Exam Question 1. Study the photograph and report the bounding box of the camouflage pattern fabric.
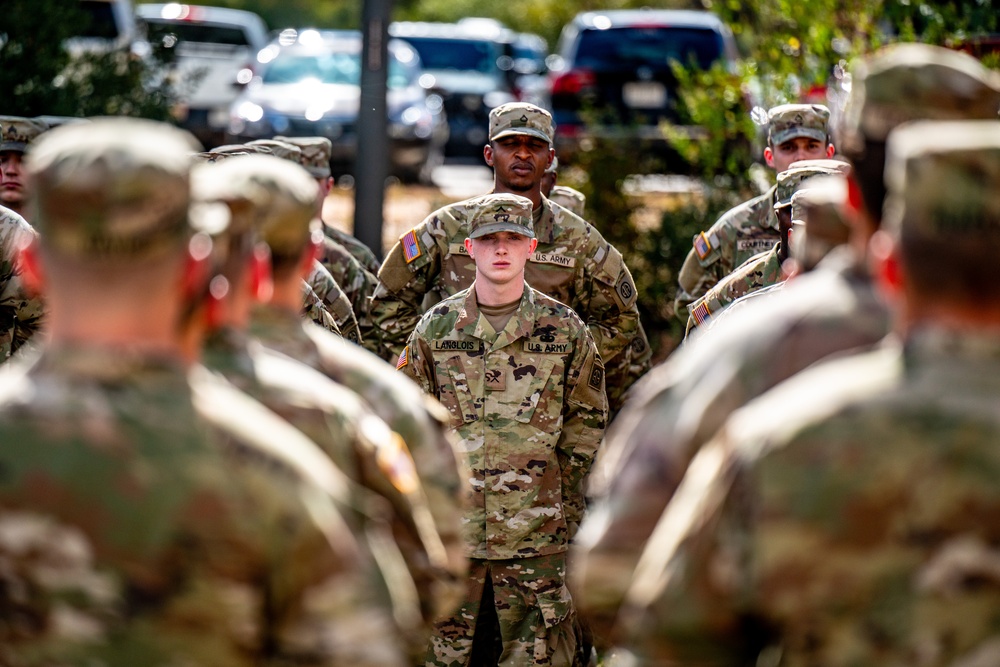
[399,282,607,560]
[316,237,375,346]
[306,259,360,343]
[685,243,783,336]
[427,554,578,667]
[572,248,890,641]
[614,327,1000,666]
[325,223,382,275]
[0,206,44,360]
[372,196,645,415]
[548,185,586,218]
[674,186,779,318]
[248,300,468,623]
[766,103,830,145]
[301,281,344,336]
[202,324,445,654]
[0,345,407,666]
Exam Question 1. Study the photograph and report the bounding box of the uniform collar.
[456,282,536,348]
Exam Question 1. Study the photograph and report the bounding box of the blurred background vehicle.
[389,20,516,160]
[226,28,448,184]
[66,0,148,58]
[137,3,269,147]
[546,9,741,169]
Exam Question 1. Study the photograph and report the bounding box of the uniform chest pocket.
[511,358,564,432]
[433,354,480,426]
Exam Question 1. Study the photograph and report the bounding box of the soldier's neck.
[492,183,542,210]
[474,274,525,306]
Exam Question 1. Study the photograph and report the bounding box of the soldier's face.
[0,151,24,206]
[765,137,834,173]
[485,135,554,194]
[466,231,538,287]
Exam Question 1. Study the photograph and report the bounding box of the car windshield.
[145,20,251,47]
[399,37,498,74]
[575,26,722,71]
[263,51,412,89]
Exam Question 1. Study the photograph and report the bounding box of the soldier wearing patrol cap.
[540,156,587,218]
[611,118,1000,667]
[0,116,48,220]
[400,192,607,666]
[373,101,649,417]
[674,103,836,317]
[3,116,410,665]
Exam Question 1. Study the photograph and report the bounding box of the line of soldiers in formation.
[0,38,999,666]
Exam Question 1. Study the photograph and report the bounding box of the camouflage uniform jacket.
[316,238,376,345]
[615,326,1000,666]
[0,206,44,360]
[248,302,468,620]
[301,281,343,336]
[325,223,382,275]
[572,248,890,640]
[685,243,783,336]
[399,282,607,560]
[305,259,360,343]
[373,196,644,414]
[0,344,407,665]
[674,186,779,317]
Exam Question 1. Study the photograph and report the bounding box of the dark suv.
[547,9,740,166]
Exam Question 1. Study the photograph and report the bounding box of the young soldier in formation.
[372,102,648,416]
[399,193,607,666]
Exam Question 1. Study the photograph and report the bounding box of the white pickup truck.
[137,3,268,147]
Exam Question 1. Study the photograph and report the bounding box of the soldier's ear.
[763,146,775,168]
[483,144,495,168]
[529,238,538,254]
[464,237,475,259]
[15,237,43,297]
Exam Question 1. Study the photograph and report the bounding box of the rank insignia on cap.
[401,229,421,263]
[396,345,409,370]
[694,231,716,259]
[690,300,713,326]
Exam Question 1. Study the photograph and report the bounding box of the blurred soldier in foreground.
[571,43,1000,645]
[0,117,406,664]
[400,193,607,666]
[373,102,648,416]
[674,103,835,316]
[194,154,462,655]
[613,118,1000,666]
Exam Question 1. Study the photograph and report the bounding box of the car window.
[400,38,498,74]
[262,51,412,89]
[78,0,120,39]
[145,20,251,47]
[574,26,722,71]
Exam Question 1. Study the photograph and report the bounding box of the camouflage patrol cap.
[549,184,586,218]
[882,120,1000,242]
[274,135,332,178]
[489,103,554,144]
[789,177,851,270]
[0,116,49,153]
[840,44,1000,158]
[190,160,267,238]
[467,193,534,239]
[211,143,262,156]
[245,138,303,164]
[774,159,851,209]
[26,117,201,259]
[767,104,831,146]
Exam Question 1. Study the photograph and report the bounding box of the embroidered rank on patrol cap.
[401,229,422,263]
[396,345,409,369]
[694,231,716,260]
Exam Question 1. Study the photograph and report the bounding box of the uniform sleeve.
[560,322,608,528]
[370,218,443,362]
[319,239,377,345]
[396,329,438,402]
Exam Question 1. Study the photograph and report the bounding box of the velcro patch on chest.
[431,339,483,353]
[530,251,576,268]
[484,367,506,391]
[524,338,573,354]
[736,238,777,254]
[448,243,470,257]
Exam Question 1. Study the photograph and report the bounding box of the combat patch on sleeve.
[588,364,604,392]
[614,271,637,309]
[401,229,422,263]
[570,354,607,412]
[395,345,409,370]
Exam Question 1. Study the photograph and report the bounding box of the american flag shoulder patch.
[694,231,714,260]
[691,300,712,326]
[401,229,422,263]
[396,345,409,370]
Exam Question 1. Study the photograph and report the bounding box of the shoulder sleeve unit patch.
[401,229,422,264]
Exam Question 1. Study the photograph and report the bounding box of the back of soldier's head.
[789,177,852,271]
[840,44,1000,224]
[883,120,1000,306]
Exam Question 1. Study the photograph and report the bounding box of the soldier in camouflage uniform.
[612,118,1000,667]
[194,154,462,655]
[1,116,408,665]
[684,159,850,334]
[0,116,48,220]
[674,104,835,317]
[399,193,607,666]
[570,43,1000,646]
[275,134,383,274]
[541,156,587,218]
[373,102,648,416]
